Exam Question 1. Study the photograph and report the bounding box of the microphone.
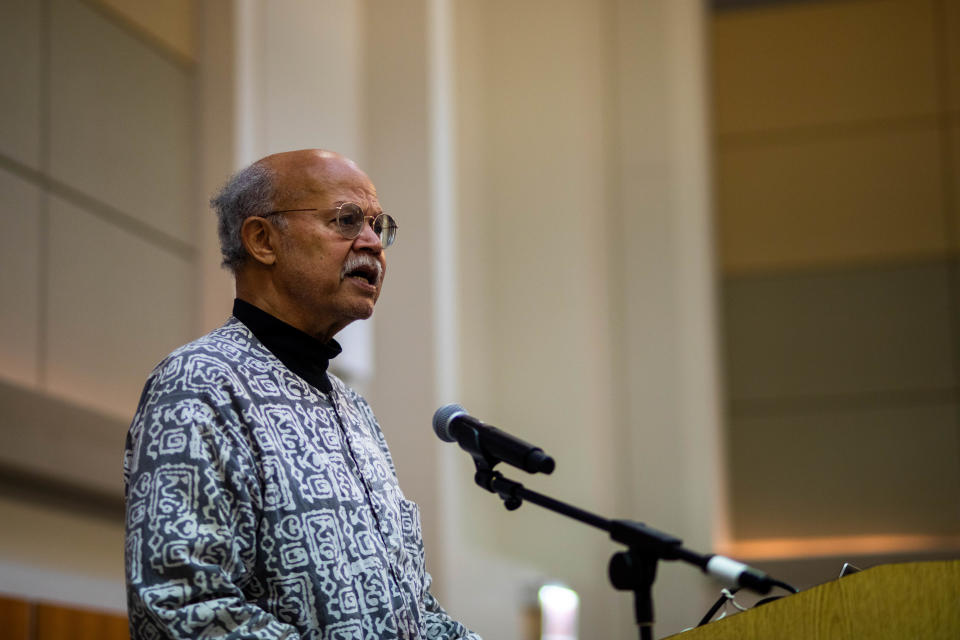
[433,404,555,474]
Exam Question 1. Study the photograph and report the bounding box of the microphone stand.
[468,456,771,640]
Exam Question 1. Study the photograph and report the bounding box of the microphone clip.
[455,419,533,510]
[458,423,501,477]
[466,435,525,510]
[473,465,525,511]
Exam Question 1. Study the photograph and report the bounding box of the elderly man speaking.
[123,150,479,639]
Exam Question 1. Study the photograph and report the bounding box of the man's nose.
[353,217,383,251]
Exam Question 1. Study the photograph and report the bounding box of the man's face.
[269,153,387,339]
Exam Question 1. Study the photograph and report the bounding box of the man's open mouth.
[342,256,381,286]
[346,266,377,285]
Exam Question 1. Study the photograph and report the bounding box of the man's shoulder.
[145,317,268,391]
[160,317,251,362]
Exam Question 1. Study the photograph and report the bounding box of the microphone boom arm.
[468,458,782,640]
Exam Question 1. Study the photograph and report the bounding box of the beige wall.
[0,0,196,422]
[0,0,198,612]
[449,1,722,636]
[202,1,724,637]
[94,0,195,64]
[0,1,723,638]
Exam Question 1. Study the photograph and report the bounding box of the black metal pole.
[470,465,778,639]
[474,468,677,638]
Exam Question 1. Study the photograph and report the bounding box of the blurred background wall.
[0,0,957,639]
[0,0,196,612]
[713,0,960,579]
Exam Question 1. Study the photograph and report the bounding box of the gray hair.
[210,162,286,272]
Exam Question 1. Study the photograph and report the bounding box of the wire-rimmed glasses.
[265,202,398,248]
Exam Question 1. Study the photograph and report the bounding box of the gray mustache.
[341,253,383,283]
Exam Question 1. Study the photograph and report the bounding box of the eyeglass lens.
[337,203,397,247]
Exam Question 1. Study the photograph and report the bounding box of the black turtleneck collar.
[232,298,341,393]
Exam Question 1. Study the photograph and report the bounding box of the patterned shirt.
[123,317,479,639]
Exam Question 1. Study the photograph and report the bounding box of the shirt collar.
[232,298,341,392]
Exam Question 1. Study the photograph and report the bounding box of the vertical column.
[362,0,448,595]
[197,0,238,331]
[198,0,451,600]
[612,0,723,634]
[203,0,372,379]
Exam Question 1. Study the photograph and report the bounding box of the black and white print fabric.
[124,318,479,639]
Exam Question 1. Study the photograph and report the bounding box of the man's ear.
[241,216,280,266]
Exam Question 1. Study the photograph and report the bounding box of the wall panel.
[0,169,42,388]
[0,596,31,640]
[449,0,635,635]
[0,0,42,169]
[93,0,196,63]
[451,0,722,635]
[261,1,362,158]
[718,125,945,272]
[466,0,615,556]
[48,0,194,245]
[0,0,197,617]
[713,0,960,554]
[0,379,128,498]
[952,122,960,250]
[713,0,938,136]
[723,262,956,402]
[45,196,193,420]
[729,401,960,538]
[944,0,960,113]
[0,494,125,605]
[35,602,129,640]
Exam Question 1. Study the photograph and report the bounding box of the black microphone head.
[433,403,467,443]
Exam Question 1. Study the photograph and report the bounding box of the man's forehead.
[260,149,376,199]
[263,149,351,179]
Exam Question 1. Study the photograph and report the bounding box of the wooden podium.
[665,560,960,639]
